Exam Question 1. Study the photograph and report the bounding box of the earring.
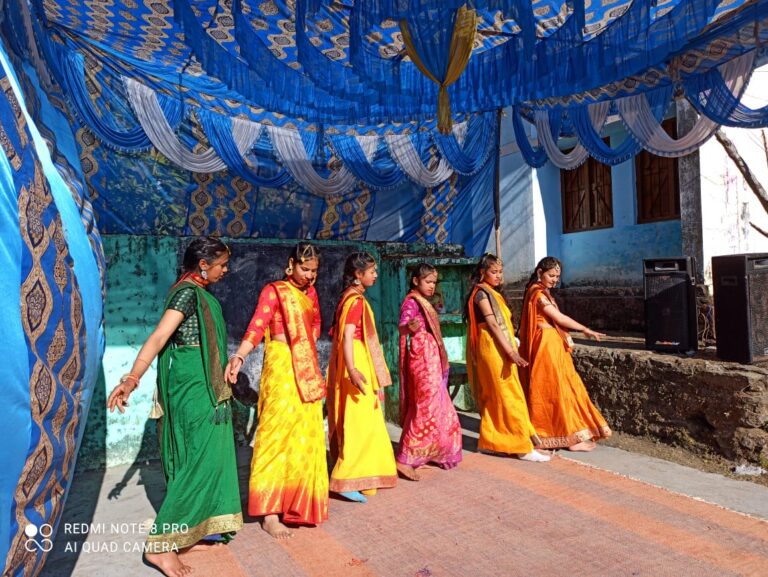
[201,269,209,280]
[285,266,293,276]
[353,279,361,286]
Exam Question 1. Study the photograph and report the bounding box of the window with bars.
[635,118,681,223]
[560,157,613,233]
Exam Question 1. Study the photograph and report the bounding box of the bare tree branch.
[750,221,768,238]
[714,128,768,215]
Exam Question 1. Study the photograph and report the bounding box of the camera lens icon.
[24,523,54,552]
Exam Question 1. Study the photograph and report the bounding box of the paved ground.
[41,414,768,577]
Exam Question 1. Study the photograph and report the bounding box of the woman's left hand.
[107,382,136,414]
[506,349,529,367]
[225,357,243,384]
[583,328,606,341]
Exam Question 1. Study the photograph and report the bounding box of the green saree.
[146,280,243,553]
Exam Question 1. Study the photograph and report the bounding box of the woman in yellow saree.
[226,242,328,539]
[327,252,397,503]
[465,254,549,462]
[519,257,611,451]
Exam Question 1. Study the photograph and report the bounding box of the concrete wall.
[78,236,179,470]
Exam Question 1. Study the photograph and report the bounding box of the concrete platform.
[41,415,768,577]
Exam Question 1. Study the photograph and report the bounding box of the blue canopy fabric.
[27,0,766,127]
[0,38,104,577]
[20,0,763,185]
[3,3,768,576]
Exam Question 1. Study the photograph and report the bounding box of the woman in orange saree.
[396,264,462,480]
[465,254,549,462]
[519,257,611,451]
[327,252,397,503]
[226,242,328,539]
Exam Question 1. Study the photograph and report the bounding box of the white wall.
[485,108,541,284]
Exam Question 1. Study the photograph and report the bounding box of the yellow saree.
[248,281,328,525]
[327,289,397,492]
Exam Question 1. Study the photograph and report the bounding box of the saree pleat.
[520,285,611,449]
[248,340,328,524]
[467,285,538,455]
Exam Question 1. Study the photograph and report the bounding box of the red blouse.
[244,283,321,346]
[345,298,364,341]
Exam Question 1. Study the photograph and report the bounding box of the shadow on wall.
[40,375,169,577]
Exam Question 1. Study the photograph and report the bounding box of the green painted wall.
[78,236,473,470]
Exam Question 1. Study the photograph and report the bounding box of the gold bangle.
[228,353,245,364]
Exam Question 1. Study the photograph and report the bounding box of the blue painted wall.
[536,131,683,286]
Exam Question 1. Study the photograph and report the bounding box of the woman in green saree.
[107,237,242,577]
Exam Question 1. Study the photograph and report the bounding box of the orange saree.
[466,284,539,454]
[519,283,611,449]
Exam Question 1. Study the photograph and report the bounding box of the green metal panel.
[377,248,478,420]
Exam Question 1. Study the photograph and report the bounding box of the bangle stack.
[229,353,246,364]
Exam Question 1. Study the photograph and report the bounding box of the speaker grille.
[748,273,768,359]
[645,273,692,349]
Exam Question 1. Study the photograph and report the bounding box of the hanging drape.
[434,114,495,176]
[686,51,768,128]
[267,125,375,196]
[49,44,183,152]
[124,78,262,172]
[197,109,297,188]
[329,135,407,190]
[616,52,752,157]
[385,132,455,187]
[119,77,495,193]
[400,5,478,134]
[512,48,758,168]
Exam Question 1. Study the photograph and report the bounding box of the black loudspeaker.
[643,257,698,353]
[712,253,768,364]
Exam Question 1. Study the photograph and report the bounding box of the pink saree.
[396,293,462,469]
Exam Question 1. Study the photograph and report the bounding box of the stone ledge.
[573,343,768,464]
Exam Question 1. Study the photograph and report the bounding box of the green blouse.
[167,287,201,346]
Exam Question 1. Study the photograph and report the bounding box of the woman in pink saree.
[396,263,462,480]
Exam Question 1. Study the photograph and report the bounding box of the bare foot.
[397,462,421,481]
[262,514,293,540]
[567,441,597,452]
[144,551,192,577]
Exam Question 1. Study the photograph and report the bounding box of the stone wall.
[574,344,768,464]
